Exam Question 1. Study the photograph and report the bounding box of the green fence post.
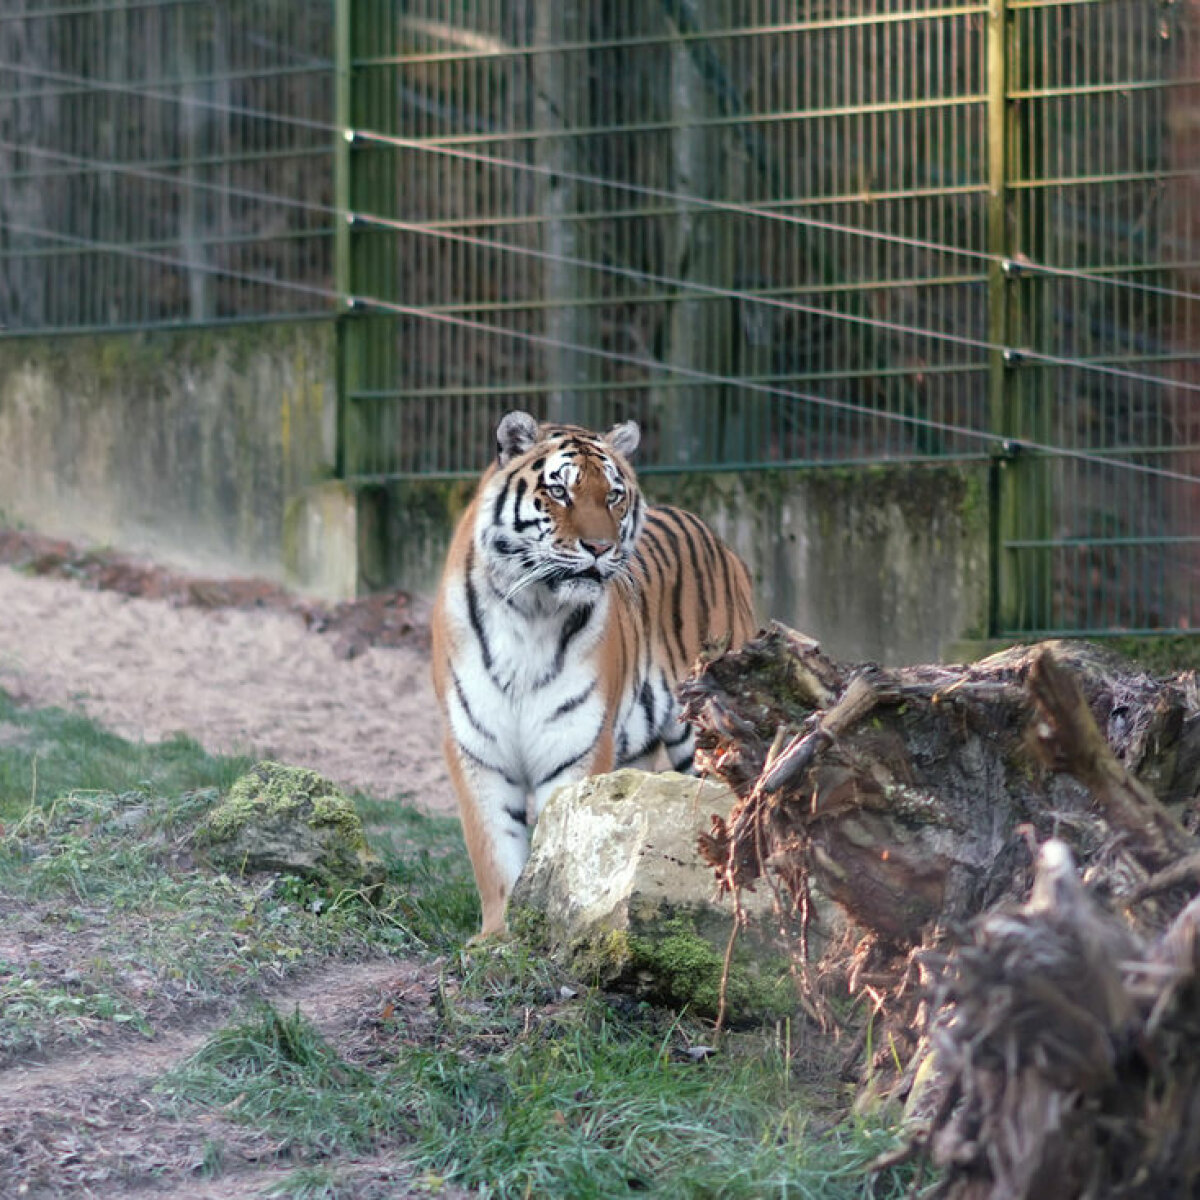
[1000,0,1056,635]
[336,0,398,483]
[990,0,1054,636]
[334,0,353,480]
[986,0,1012,637]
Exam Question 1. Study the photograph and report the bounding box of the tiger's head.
[478,410,644,604]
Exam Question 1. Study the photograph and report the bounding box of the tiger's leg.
[444,737,530,937]
[529,726,615,822]
[659,709,696,775]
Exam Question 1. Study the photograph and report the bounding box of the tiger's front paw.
[467,925,512,947]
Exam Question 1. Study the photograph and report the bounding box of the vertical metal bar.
[361,1,397,479]
[334,0,353,479]
[534,3,599,426]
[986,0,1012,636]
[364,0,380,480]
[1029,3,1054,634]
[334,0,352,305]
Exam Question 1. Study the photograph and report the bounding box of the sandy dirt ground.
[0,563,456,815]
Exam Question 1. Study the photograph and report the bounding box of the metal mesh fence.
[0,0,1196,635]
[995,0,1200,635]
[0,0,335,332]
[338,0,1197,635]
[343,0,999,477]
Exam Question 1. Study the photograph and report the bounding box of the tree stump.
[680,625,1200,1195]
[684,626,1200,949]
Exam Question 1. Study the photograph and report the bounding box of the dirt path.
[0,565,455,815]
[0,958,446,1199]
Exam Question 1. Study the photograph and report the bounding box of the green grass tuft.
[161,1004,408,1156]
[392,1004,903,1199]
[0,782,471,1061]
[264,1166,353,1199]
[0,689,253,823]
[0,691,917,1198]
[0,698,479,1061]
[166,983,912,1200]
[380,840,480,948]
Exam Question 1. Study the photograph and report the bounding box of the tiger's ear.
[496,411,539,465]
[606,420,640,459]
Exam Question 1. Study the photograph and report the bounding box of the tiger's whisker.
[503,562,558,601]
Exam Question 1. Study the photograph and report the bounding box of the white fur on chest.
[444,568,610,793]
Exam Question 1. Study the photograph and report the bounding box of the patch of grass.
[164,1004,404,1154]
[354,793,481,947]
[380,839,480,949]
[164,986,909,1200]
[0,688,253,823]
[355,793,463,855]
[0,974,152,1039]
[0,781,475,1061]
[0,699,478,1061]
[264,1166,351,1199]
[0,693,914,1197]
[400,1028,896,1198]
[1105,634,1200,675]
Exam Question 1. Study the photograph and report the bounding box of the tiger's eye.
[547,483,569,504]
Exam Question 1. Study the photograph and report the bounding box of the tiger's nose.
[580,537,614,559]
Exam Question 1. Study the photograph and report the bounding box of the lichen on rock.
[198,760,384,894]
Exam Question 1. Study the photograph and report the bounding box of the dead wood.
[1126,850,1200,903]
[682,626,1200,1124]
[685,629,1200,937]
[914,840,1200,1199]
[1027,647,1195,870]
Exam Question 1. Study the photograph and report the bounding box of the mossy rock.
[198,761,384,895]
[508,769,801,1023]
[557,912,796,1023]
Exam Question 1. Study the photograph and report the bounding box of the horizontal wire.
[348,136,1200,306]
[0,0,205,23]
[4,57,1199,306]
[5,137,1199,397]
[0,140,327,221]
[377,4,993,65]
[5,214,1198,489]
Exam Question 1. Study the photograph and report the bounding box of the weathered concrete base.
[0,322,994,648]
[646,466,991,666]
[358,478,477,597]
[282,480,360,602]
[371,463,992,665]
[0,322,345,593]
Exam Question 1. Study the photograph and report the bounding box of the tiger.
[431,410,757,936]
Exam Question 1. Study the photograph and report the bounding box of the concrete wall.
[647,467,991,665]
[0,322,353,596]
[0,324,991,661]
[371,463,992,666]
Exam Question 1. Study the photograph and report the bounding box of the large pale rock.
[509,770,795,1020]
[197,761,384,894]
